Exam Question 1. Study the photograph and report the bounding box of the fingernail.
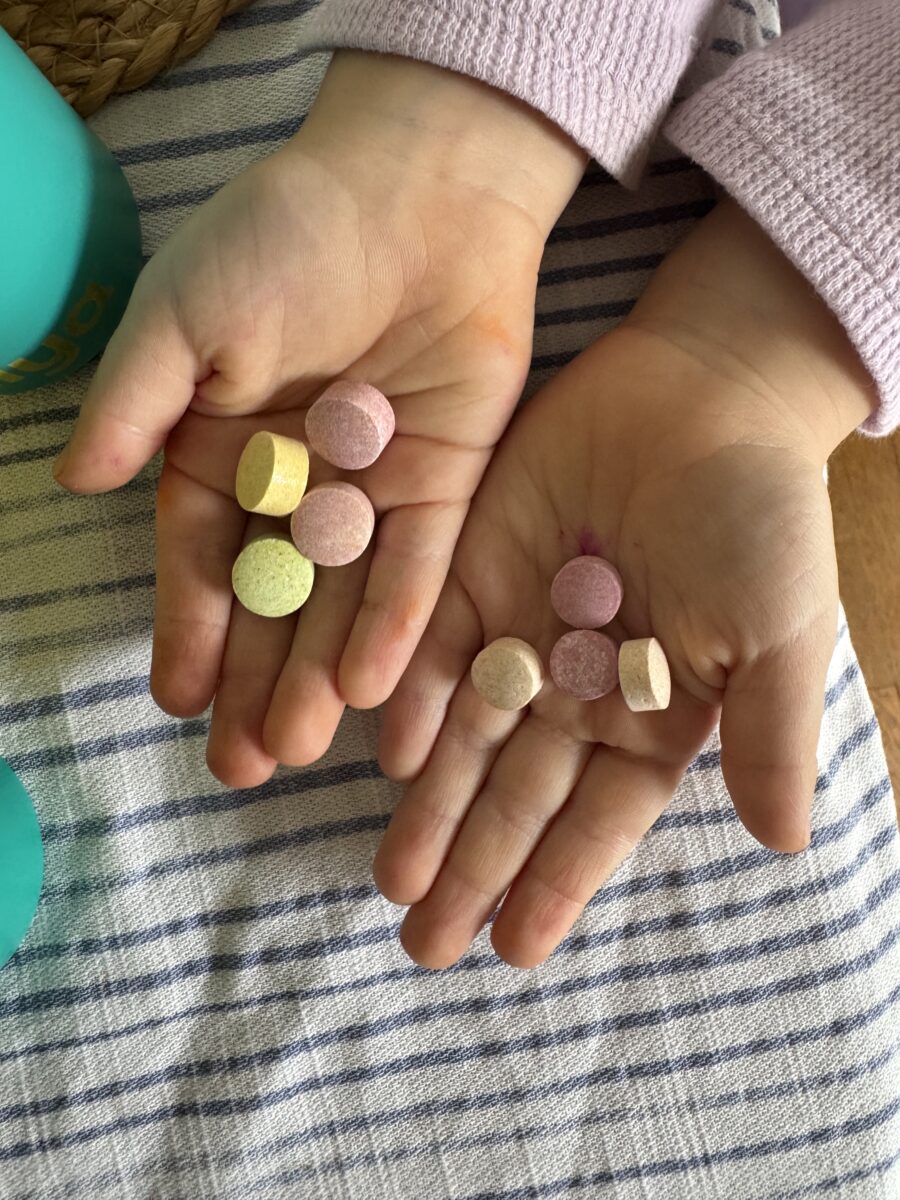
[52,444,70,481]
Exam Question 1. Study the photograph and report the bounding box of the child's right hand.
[52,51,585,785]
[375,200,876,970]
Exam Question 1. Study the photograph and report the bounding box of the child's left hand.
[375,200,876,970]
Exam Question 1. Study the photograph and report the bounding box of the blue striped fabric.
[1,0,898,1196]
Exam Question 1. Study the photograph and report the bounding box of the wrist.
[626,199,877,463]
[295,51,587,239]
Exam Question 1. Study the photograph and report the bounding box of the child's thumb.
[718,620,834,855]
[53,292,197,494]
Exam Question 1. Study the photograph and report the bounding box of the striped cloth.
[2,1,899,1196]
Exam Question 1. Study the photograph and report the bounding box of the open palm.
[376,318,843,970]
[53,55,583,786]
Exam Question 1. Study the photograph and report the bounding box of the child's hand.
[52,52,585,785]
[376,200,876,970]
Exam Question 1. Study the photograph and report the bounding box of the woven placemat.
[1,0,253,117]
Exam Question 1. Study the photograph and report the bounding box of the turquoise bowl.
[0,29,143,395]
[0,758,43,969]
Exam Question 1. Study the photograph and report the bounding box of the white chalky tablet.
[305,381,395,470]
[290,481,375,566]
[471,637,544,711]
[618,637,671,711]
[235,431,309,516]
[232,534,315,617]
[550,555,623,628]
[549,630,619,701]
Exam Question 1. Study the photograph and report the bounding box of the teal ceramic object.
[0,29,143,395]
[0,759,43,969]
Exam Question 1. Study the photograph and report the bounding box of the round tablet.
[305,381,395,470]
[549,630,619,701]
[550,556,623,629]
[232,534,315,617]
[0,759,43,970]
[619,637,671,711]
[235,431,309,516]
[290,481,375,566]
[471,637,544,711]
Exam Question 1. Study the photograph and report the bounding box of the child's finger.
[150,463,246,718]
[719,620,833,854]
[206,518,295,789]
[53,282,197,494]
[262,552,370,767]
[399,714,591,970]
[490,747,681,969]
[337,501,468,709]
[372,676,521,907]
[378,572,482,782]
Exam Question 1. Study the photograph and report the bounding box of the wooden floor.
[828,431,900,820]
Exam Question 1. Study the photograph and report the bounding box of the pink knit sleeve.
[298,0,718,187]
[665,1,900,435]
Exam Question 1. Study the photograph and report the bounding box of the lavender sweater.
[299,0,899,435]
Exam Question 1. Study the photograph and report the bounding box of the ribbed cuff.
[299,0,715,188]
[666,86,899,436]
